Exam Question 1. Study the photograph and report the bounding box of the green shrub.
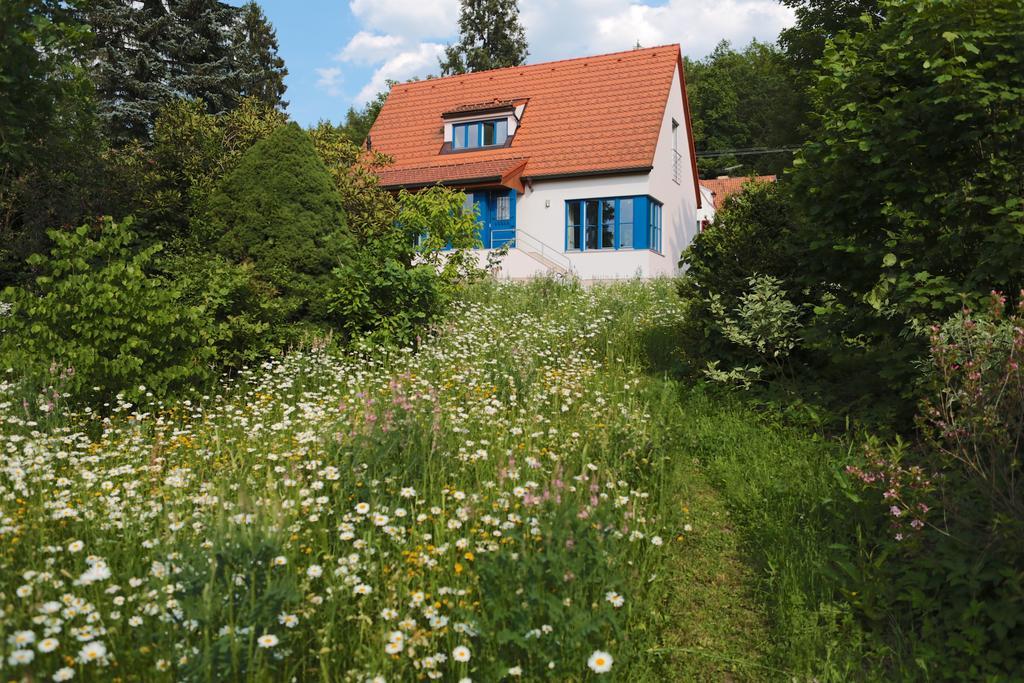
[703,274,802,389]
[678,180,799,368]
[325,186,483,345]
[0,217,213,407]
[108,97,288,244]
[202,122,351,322]
[679,179,795,311]
[328,258,443,345]
[159,252,295,368]
[788,0,1024,408]
[848,295,1024,679]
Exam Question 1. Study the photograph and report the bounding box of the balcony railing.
[672,149,683,185]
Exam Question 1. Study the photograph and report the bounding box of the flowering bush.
[0,281,688,681]
[845,292,1024,680]
[921,292,1024,536]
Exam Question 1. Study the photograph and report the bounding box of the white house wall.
[513,173,655,280]
[648,62,700,276]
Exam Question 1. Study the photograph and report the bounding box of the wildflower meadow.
[0,280,697,682]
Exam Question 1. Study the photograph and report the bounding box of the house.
[366,45,703,280]
[697,185,717,230]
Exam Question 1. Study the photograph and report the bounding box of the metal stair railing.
[515,228,575,274]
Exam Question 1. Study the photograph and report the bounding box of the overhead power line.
[696,147,800,158]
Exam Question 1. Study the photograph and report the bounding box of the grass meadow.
[0,279,871,682]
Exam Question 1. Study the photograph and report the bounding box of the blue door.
[485,189,516,248]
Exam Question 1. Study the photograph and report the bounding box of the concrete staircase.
[514,229,574,277]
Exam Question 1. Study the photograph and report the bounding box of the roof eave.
[380,175,503,191]
[524,166,653,182]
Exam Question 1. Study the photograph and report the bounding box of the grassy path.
[654,459,773,681]
[625,386,775,682]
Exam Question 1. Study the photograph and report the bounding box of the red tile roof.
[702,175,777,209]
[368,45,693,190]
[377,158,529,189]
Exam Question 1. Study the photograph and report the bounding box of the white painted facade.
[475,63,701,281]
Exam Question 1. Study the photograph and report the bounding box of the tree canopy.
[684,40,806,177]
[439,0,528,75]
[76,0,287,144]
[231,1,289,110]
[779,0,882,71]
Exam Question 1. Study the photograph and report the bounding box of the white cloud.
[348,0,459,41]
[315,67,344,97]
[330,0,795,106]
[522,0,795,63]
[337,31,406,65]
[354,42,447,105]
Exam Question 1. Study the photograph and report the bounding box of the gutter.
[524,166,653,182]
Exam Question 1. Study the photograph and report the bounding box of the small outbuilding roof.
[701,175,777,209]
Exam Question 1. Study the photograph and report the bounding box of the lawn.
[0,279,854,682]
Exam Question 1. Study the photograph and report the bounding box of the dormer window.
[442,100,525,154]
[452,119,509,150]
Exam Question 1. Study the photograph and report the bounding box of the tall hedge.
[788,0,1024,396]
[204,122,350,320]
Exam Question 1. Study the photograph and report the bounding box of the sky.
[246,0,796,127]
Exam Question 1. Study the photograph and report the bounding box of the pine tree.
[77,0,285,143]
[204,123,350,320]
[231,1,288,110]
[439,0,528,76]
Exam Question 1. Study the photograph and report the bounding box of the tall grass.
[2,278,913,681]
[0,278,698,682]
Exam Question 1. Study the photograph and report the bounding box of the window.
[619,198,634,248]
[649,201,662,253]
[482,119,508,146]
[452,119,508,150]
[565,197,643,251]
[584,200,600,250]
[567,202,582,250]
[496,195,510,221]
[461,192,476,217]
[601,200,615,249]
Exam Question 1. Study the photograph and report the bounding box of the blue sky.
[247,0,796,127]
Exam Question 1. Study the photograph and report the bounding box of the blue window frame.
[649,200,663,253]
[452,119,509,150]
[564,195,659,252]
[619,198,634,248]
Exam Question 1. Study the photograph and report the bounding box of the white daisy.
[588,650,613,673]
[38,637,60,653]
[77,640,107,663]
